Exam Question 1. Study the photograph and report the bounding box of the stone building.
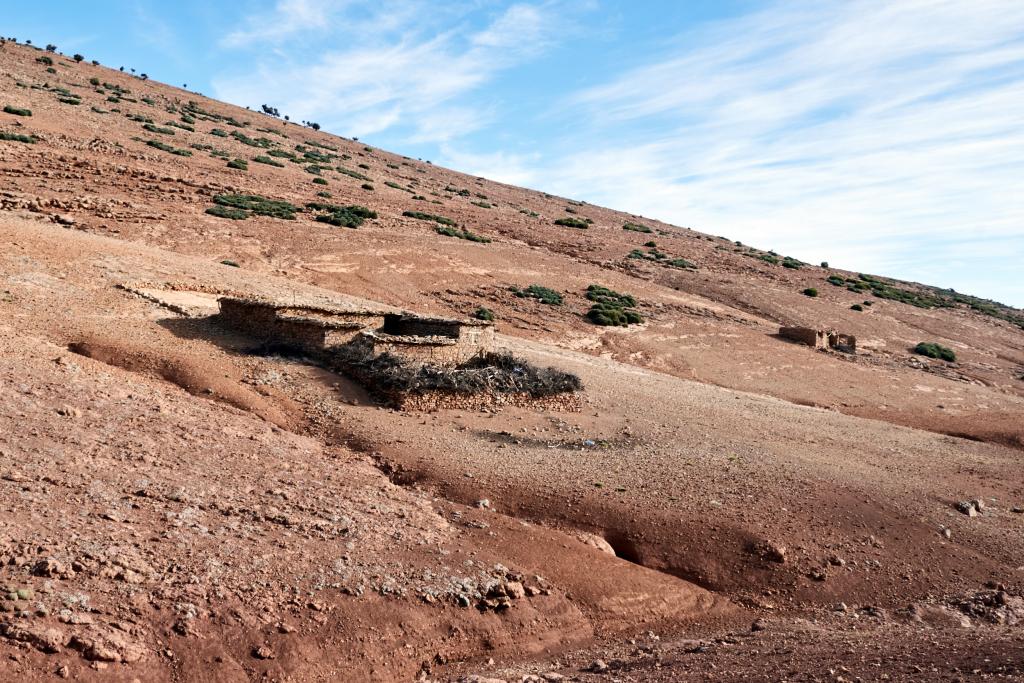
[217,297,494,364]
[779,326,856,353]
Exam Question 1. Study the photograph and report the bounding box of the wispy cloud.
[220,0,341,48]
[213,1,580,142]
[511,0,1024,304]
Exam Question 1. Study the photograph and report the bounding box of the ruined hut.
[351,313,496,366]
[779,326,856,353]
[218,297,387,353]
[217,297,494,363]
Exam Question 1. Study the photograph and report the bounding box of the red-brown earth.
[1,41,1023,681]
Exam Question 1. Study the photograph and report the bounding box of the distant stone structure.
[779,326,856,353]
[217,297,494,365]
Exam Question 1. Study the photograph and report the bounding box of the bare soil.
[1,41,1023,681]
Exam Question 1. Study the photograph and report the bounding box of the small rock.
[750,618,768,632]
[588,659,609,673]
[1011,506,1023,514]
[956,500,979,517]
[941,527,952,539]
[476,499,491,509]
[252,645,275,660]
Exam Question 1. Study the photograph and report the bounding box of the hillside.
[1,40,1023,682]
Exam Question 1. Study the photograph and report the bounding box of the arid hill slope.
[1,41,1023,682]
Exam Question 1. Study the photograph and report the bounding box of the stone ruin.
[216,296,580,411]
[217,297,495,365]
[779,326,857,353]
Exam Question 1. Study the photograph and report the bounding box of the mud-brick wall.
[371,338,468,365]
[272,319,329,351]
[460,325,495,353]
[779,327,823,348]
[219,300,281,341]
[323,326,368,348]
[382,315,461,339]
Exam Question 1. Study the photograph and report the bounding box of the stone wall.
[779,326,825,348]
[382,314,461,339]
[779,326,857,353]
[388,390,582,413]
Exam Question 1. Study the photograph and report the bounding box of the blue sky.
[9,0,1024,306]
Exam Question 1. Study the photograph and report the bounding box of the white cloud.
[534,0,1024,305]
[213,1,574,142]
[221,0,339,48]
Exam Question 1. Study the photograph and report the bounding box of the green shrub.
[585,284,643,326]
[628,247,696,270]
[827,275,846,286]
[782,257,803,269]
[37,56,54,66]
[220,259,241,267]
[403,210,456,226]
[306,202,377,228]
[143,123,175,135]
[385,180,404,189]
[226,158,248,170]
[474,307,496,322]
[316,191,332,198]
[231,131,273,148]
[623,222,653,233]
[206,205,248,220]
[510,284,562,305]
[436,226,491,243]
[145,139,192,156]
[913,342,956,362]
[3,105,31,116]
[337,167,371,181]
[802,288,818,297]
[821,261,829,268]
[0,132,36,144]
[312,177,328,185]
[57,96,82,105]
[210,128,228,137]
[759,254,779,265]
[643,240,657,248]
[472,200,492,209]
[212,194,297,220]
[253,155,284,167]
[361,183,374,191]
[164,120,194,132]
[554,217,590,229]
[850,304,864,311]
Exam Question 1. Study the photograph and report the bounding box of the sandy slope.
[1,41,1023,681]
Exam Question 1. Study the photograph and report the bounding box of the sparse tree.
[140,73,148,80]
[120,66,124,72]
[284,115,289,121]
[45,44,56,52]
[311,122,321,131]
[73,54,84,63]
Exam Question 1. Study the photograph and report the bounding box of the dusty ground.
[1,41,1024,681]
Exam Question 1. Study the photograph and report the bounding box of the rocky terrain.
[1,40,1023,681]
